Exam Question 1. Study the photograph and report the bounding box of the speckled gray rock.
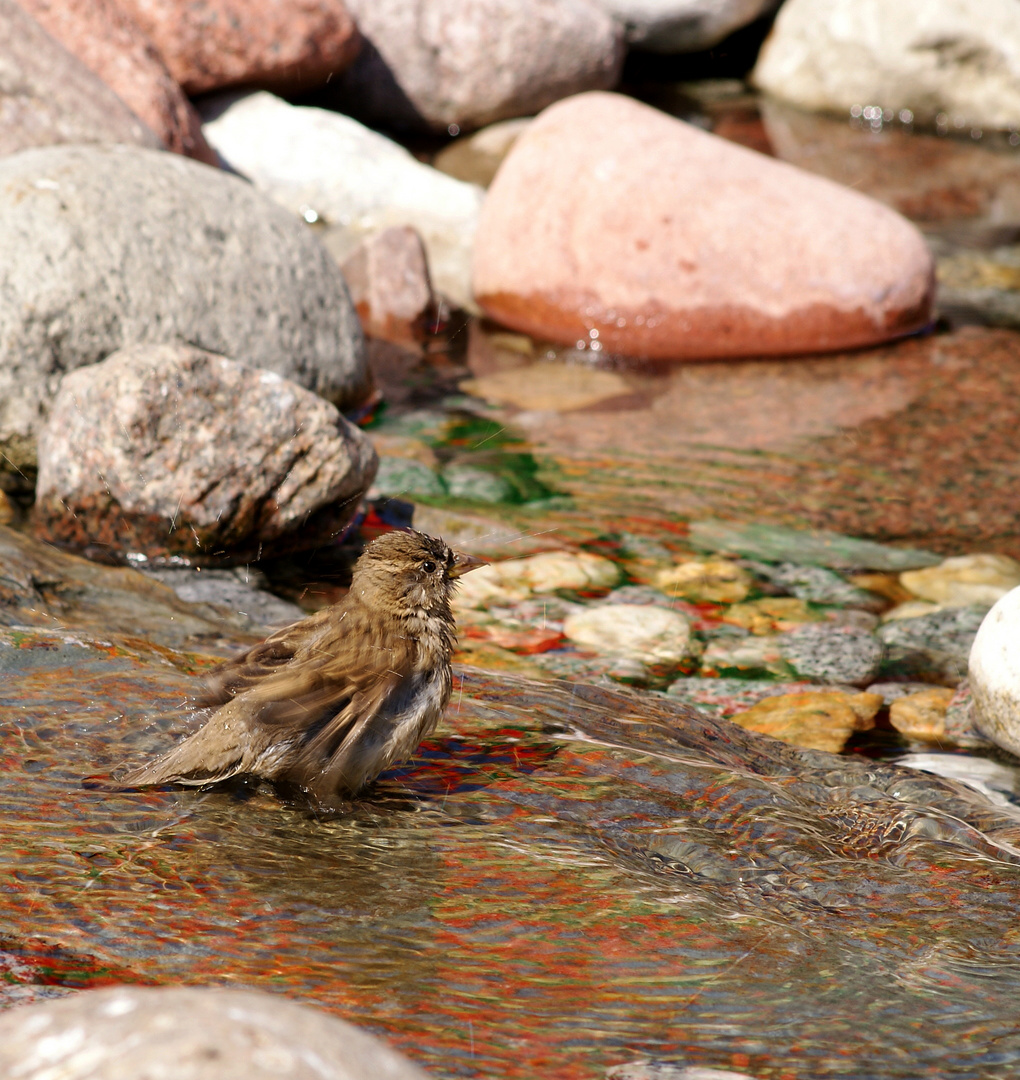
[778,622,884,687]
[608,1063,755,1080]
[34,344,378,563]
[878,605,988,685]
[0,0,160,157]
[592,0,778,52]
[748,561,884,609]
[0,985,431,1080]
[0,143,367,481]
[320,0,624,133]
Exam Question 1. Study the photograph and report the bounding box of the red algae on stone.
[473,91,935,360]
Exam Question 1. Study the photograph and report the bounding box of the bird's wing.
[125,600,418,793]
[198,604,339,704]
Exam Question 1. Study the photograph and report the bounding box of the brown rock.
[116,0,361,95]
[341,226,434,346]
[34,344,378,564]
[473,92,934,361]
[889,687,956,742]
[17,0,216,163]
[0,490,13,525]
[0,0,160,156]
[0,986,430,1080]
[731,690,882,753]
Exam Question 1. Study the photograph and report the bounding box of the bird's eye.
[421,560,436,574]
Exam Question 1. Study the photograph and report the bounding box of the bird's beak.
[449,550,487,578]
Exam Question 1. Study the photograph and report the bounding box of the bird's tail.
[118,704,252,788]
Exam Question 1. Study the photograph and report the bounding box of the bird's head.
[351,530,485,617]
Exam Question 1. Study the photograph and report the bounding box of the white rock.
[969,585,1020,757]
[454,550,620,608]
[202,92,484,309]
[901,553,1020,608]
[593,0,778,52]
[564,604,691,664]
[753,0,1020,131]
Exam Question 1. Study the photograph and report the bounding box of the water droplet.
[898,109,913,124]
[448,124,460,137]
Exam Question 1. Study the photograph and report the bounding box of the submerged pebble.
[563,603,692,667]
[654,559,752,604]
[729,690,883,754]
[900,553,1020,608]
[779,622,885,687]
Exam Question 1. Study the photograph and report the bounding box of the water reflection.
[6,629,1020,1077]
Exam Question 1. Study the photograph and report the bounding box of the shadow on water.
[6,625,1020,1078]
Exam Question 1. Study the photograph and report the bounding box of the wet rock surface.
[33,344,377,564]
[970,586,1020,757]
[4,600,1020,1078]
[0,986,430,1080]
[0,0,160,157]
[474,91,934,360]
[0,143,367,482]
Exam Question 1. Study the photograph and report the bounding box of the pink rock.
[341,226,434,346]
[0,0,160,156]
[116,0,361,96]
[473,92,935,361]
[17,0,216,163]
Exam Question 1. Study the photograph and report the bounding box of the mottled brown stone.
[116,0,361,95]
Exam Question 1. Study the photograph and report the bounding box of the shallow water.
[6,625,1020,1078]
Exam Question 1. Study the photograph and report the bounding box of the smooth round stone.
[901,554,1020,608]
[0,985,429,1080]
[563,603,692,665]
[970,586,1020,757]
[455,550,620,607]
[753,0,1020,131]
[318,0,624,133]
[473,91,933,361]
[778,622,884,687]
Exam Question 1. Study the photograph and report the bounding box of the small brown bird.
[123,531,484,804]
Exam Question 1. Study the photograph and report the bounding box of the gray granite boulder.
[320,0,624,133]
[0,985,430,1080]
[778,622,885,687]
[0,143,367,486]
[0,0,160,157]
[34,344,377,564]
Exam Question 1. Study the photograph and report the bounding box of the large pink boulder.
[116,0,361,95]
[473,92,934,360]
[17,0,216,163]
